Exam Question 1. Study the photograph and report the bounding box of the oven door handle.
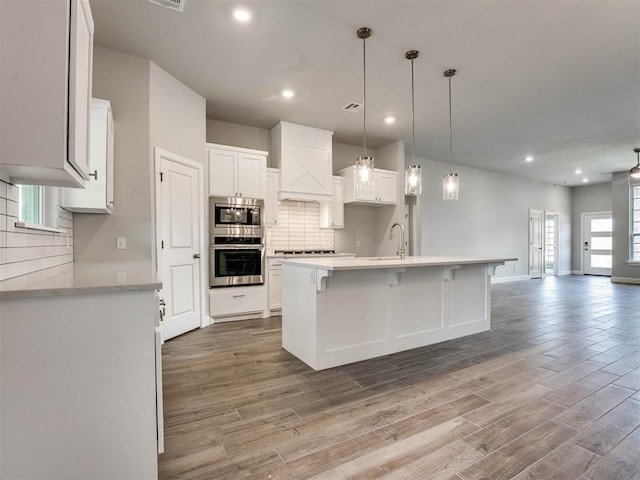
[210,245,265,250]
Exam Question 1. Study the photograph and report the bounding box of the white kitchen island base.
[282,256,515,370]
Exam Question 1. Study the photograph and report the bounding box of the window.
[632,185,640,262]
[17,185,60,229]
[18,185,44,224]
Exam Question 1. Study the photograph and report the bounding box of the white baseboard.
[201,315,211,328]
[559,270,573,276]
[571,270,583,275]
[491,275,530,284]
[611,277,640,285]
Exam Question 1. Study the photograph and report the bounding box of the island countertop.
[280,255,517,271]
[0,261,162,299]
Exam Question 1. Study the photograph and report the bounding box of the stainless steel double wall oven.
[209,197,265,288]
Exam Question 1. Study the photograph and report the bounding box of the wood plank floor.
[159,276,640,480]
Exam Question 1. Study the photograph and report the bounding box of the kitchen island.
[281,255,516,370]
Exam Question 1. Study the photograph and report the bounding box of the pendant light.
[443,68,459,201]
[630,148,640,184]
[355,27,374,192]
[404,50,422,196]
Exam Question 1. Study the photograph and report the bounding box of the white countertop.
[280,255,518,271]
[267,252,355,259]
[0,261,162,299]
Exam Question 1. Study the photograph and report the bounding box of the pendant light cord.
[448,74,453,174]
[362,34,367,155]
[411,58,415,162]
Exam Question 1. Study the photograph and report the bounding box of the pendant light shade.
[404,50,422,196]
[630,148,640,185]
[443,68,459,201]
[355,27,374,192]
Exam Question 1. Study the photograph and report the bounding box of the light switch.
[116,237,126,250]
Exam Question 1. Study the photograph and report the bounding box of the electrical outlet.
[356,240,362,248]
[116,237,126,250]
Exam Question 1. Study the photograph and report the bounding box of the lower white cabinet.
[209,285,265,321]
[320,176,344,228]
[0,289,160,479]
[268,258,283,310]
[61,98,114,213]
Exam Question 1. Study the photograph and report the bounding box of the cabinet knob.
[89,170,98,180]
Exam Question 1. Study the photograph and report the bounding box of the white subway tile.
[0,198,6,215]
[26,246,43,260]
[6,247,27,263]
[0,214,6,232]
[6,184,19,202]
[7,232,26,247]
[26,234,42,247]
[0,181,7,199]
[6,199,19,218]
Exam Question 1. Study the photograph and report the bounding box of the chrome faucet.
[389,222,406,259]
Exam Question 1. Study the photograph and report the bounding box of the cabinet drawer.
[210,286,265,317]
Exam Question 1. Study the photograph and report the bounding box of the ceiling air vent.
[148,0,185,13]
[342,102,363,113]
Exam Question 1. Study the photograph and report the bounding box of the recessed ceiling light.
[281,89,294,99]
[384,116,396,125]
[582,177,589,183]
[232,7,252,23]
[575,168,582,174]
[525,155,534,162]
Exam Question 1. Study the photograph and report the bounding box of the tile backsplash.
[0,181,74,282]
[266,200,335,252]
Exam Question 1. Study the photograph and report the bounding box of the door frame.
[544,211,560,277]
[529,208,544,279]
[580,210,613,276]
[154,147,208,339]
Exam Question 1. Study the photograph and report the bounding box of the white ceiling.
[90,0,640,186]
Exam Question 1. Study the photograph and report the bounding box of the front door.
[157,150,202,340]
[529,209,543,279]
[583,212,613,276]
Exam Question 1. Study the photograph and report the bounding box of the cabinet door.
[355,170,377,202]
[105,107,115,210]
[208,149,237,197]
[376,171,397,204]
[265,169,279,225]
[331,177,344,228]
[268,267,283,310]
[237,153,266,199]
[68,0,94,180]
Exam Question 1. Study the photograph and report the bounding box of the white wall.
[571,182,612,273]
[206,119,270,158]
[74,47,151,262]
[612,172,640,283]
[74,49,206,264]
[413,157,572,279]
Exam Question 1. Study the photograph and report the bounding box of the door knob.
[193,253,201,259]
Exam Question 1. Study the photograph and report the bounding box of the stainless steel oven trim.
[209,196,265,239]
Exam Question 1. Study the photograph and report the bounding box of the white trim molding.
[611,277,640,285]
[491,275,530,284]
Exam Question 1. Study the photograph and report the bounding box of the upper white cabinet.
[340,166,398,206]
[0,0,94,188]
[265,168,280,225]
[207,143,267,199]
[270,121,333,202]
[320,176,344,229]
[61,99,114,213]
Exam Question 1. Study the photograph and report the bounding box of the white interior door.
[545,212,559,276]
[529,209,543,279]
[583,212,613,276]
[158,153,202,340]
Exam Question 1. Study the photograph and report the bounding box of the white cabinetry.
[340,166,398,206]
[0,288,160,478]
[265,168,280,225]
[209,285,265,322]
[270,121,333,202]
[0,0,94,187]
[267,258,283,311]
[207,143,267,199]
[61,98,114,213]
[320,176,344,228]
